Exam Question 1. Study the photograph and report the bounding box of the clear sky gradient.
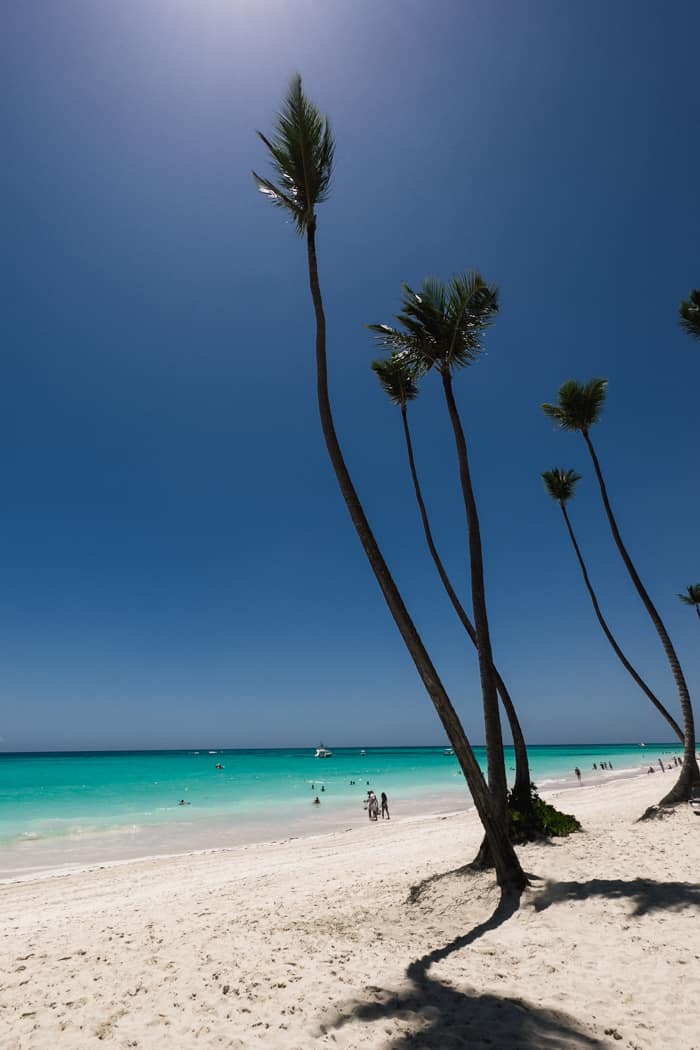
[3,1,699,751]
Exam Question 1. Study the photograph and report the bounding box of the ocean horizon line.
[0,739,687,757]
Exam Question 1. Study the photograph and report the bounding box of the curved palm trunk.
[305,221,526,895]
[400,404,532,803]
[582,431,700,803]
[440,370,508,821]
[559,502,684,742]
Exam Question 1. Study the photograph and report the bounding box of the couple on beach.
[365,790,389,821]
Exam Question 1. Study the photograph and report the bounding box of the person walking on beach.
[366,790,379,821]
[380,792,390,820]
[574,766,582,784]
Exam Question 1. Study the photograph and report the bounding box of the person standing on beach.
[575,767,582,784]
[380,792,390,820]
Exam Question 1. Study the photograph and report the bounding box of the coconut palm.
[677,583,700,621]
[368,275,509,832]
[253,76,526,894]
[372,353,533,810]
[542,468,683,742]
[542,381,700,805]
[679,290,700,341]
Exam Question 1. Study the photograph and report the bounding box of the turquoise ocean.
[0,743,683,879]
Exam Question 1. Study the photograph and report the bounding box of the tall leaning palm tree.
[369,275,509,830]
[542,381,700,805]
[679,290,700,341]
[678,583,700,621]
[542,468,684,743]
[372,353,533,809]
[252,76,526,895]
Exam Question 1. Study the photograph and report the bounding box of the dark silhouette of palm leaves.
[368,273,498,373]
[678,583,700,609]
[371,354,419,407]
[252,74,334,235]
[542,379,607,434]
[679,289,700,341]
[541,467,581,503]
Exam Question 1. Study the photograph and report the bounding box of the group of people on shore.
[648,755,683,773]
[310,780,390,821]
[365,789,389,820]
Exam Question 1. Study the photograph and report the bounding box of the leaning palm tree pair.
[253,76,527,895]
[542,380,700,807]
[371,352,532,814]
[368,276,511,832]
[541,468,683,744]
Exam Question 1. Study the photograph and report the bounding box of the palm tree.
[368,275,509,832]
[542,468,684,743]
[253,76,526,895]
[679,290,700,341]
[372,353,533,809]
[542,381,700,805]
[678,583,700,621]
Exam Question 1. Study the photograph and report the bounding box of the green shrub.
[507,783,581,843]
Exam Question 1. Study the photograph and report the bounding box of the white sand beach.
[1,771,698,1049]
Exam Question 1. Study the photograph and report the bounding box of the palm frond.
[542,378,608,433]
[541,467,582,503]
[252,74,335,235]
[371,354,419,407]
[679,289,700,341]
[368,271,498,376]
[677,583,700,605]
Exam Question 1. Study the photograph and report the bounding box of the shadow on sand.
[321,893,608,1049]
[531,876,700,916]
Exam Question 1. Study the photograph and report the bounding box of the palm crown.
[371,353,419,407]
[679,290,700,341]
[541,467,582,503]
[368,272,498,375]
[678,583,700,606]
[542,378,608,434]
[252,74,334,235]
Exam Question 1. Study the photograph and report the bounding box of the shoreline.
[0,760,681,886]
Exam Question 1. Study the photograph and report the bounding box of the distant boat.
[444,747,454,756]
[315,744,332,758]
[360,749,366,756]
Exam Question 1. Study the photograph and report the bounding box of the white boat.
[444,747,454,756]
[360,749,366,756]
[315,744,332,758]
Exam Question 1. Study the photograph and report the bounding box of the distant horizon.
[0,739,687,756]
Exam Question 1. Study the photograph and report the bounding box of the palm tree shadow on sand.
[532,876,700,915]
[320,893,608,1049]
[320,874,699,1047]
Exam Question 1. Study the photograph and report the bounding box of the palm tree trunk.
[400,405,532,804]
[582,431,700,803]
[440,370,508,822]
[304,221,526,894]
[559,502,684,743]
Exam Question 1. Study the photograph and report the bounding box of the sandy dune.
[1,772,699,1049]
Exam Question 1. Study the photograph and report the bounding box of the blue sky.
[2,0,699,751]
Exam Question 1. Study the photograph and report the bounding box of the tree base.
[469,785,582,870]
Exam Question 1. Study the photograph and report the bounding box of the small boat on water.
[360,749,366,756]
[315,744,332,758]
[444,747,454,756]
